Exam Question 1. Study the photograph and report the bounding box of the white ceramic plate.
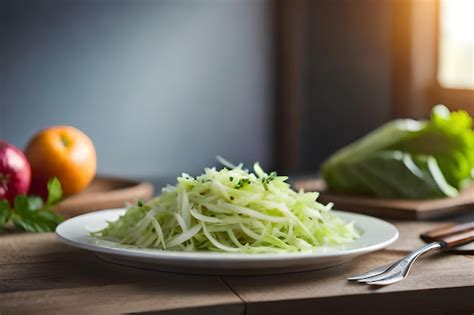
[56,209,398,275]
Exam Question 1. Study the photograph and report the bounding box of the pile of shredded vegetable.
[92,158,359,253]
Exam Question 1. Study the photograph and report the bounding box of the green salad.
[92,158,359,253]
[322,105,474,199]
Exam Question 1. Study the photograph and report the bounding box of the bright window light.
[438,0,474,90]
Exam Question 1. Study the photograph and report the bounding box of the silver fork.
[347,222,474,286]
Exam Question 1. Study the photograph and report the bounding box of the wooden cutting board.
[293,177,474,220]
[54,177,154,218]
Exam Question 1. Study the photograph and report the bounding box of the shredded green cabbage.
[92,159,359,253]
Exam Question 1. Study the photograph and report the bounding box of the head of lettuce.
[322,105,474,199]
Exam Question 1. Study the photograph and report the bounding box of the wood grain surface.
[0,221,473,314]
[0,233,242,315]
[293,177,474,220]
[55,177,154,218]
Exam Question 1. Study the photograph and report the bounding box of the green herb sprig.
[0,178,64,233]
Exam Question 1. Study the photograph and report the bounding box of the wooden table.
[1,221,473,315]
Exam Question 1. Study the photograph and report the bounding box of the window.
[391,0,473,118]
[438,0,474,90]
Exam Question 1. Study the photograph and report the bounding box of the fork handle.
[420,222,474,249]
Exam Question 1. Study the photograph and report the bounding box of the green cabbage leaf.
[322,105,474,199]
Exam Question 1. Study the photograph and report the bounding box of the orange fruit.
[25,126,97,197]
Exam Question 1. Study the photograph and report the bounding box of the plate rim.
[56,208,399,262]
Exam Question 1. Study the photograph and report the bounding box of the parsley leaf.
[12,208,63,233]
[11,178,64,233]
[28,196,44,210]
[0,200,10,231]
[46,177,63,206]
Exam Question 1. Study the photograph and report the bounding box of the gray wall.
[1,0,273,178]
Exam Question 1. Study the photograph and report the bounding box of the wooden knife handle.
[438,229,474,249]
[420,222,474,249]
